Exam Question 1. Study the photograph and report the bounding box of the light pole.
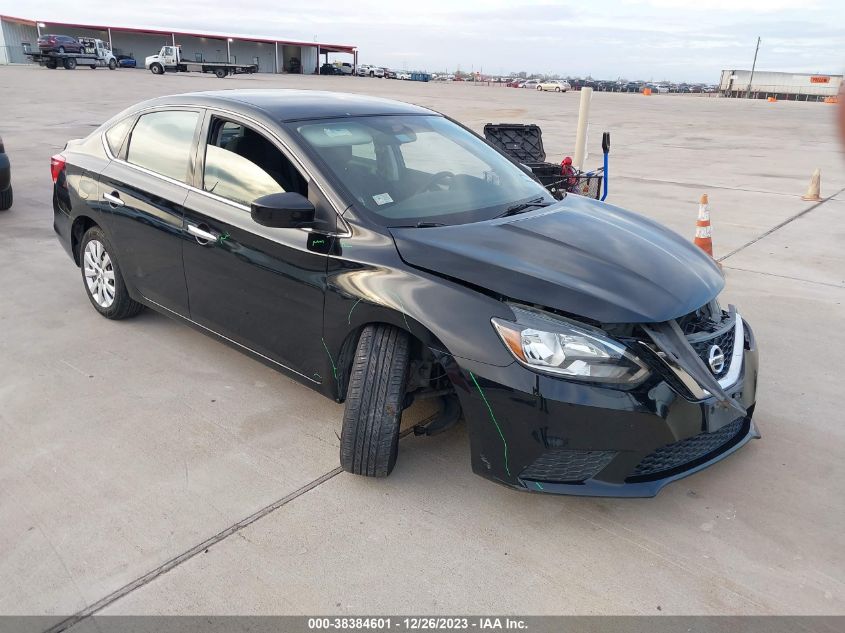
[36,22,45,37]
[746,37,761,99]
[227,38,233,63]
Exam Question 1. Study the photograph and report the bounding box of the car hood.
[389,195,724,324]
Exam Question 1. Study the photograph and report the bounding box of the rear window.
[126,110,199,183]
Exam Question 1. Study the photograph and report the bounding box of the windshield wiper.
[391,222,446,228]
[497,197,551,218]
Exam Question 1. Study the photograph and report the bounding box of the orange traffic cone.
[801,169,821,201]
[694,194,717,262]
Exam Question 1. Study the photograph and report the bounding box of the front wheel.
[80,227,143,320]
[340,324,411,477]
[536,85,543,90]
[214,68,227,78]
[108,59,117,70]
[555,87,561,92]
[90,65,97,69]
[150,63,163,75]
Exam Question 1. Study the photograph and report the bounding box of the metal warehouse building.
[720,69,842,101]
[0,14,357,74]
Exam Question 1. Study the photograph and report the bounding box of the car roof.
[146,89,438,122]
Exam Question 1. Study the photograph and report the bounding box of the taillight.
[51,154,66,184]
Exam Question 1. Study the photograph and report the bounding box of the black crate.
[483,123,547,163]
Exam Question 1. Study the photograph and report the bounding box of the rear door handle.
[103,191,124,207]
[187,223,218,243]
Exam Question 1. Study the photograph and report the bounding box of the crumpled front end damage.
[441,303,760,497]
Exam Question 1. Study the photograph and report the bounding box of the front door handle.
[103,191,124,207]
[187,223,218,244]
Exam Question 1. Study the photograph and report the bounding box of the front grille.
[627,418,746,481]
[690,327,735,379]
[520,449,616,483]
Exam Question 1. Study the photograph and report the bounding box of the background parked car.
[537,80,571,92]
[334,62,353,75]
[522,79,540,89]
[116,55,136,68]
[396,71,411,80]
[0,136,11,210]
[320,62,344,75]
[37,34,83,54]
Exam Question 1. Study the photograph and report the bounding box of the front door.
[181,114,333,382]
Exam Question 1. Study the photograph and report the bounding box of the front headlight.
[491,306,650,385]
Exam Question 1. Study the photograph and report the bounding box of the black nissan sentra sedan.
[52,90,760,496]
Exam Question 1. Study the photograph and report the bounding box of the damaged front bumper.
[445,314,759,497]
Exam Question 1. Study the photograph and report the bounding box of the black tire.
[79,226,143,320]
[64,57,77,70]
[555,87,561,92]
[46,61,57,69]
[0,186,12,211]
[108,58,117,70]
[215,68,226,79]
[150,63,163,75]
[90,65,97,69]
[340,324,411,477]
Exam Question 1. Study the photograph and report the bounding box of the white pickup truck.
[356,64,384,78]
[145,45,257,78]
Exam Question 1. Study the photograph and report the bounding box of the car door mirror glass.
[251,192,315,228]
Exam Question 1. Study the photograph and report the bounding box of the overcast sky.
[6,0,844,81]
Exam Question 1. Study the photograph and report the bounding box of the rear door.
[181,112,334,381]
[99,107,203,316]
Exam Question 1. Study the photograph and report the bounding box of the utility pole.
[746,36,761,99]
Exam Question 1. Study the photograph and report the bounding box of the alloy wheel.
[83,240,116,308]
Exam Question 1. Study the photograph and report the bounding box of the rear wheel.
[90,65,97,69]
[537,85,543,91]
[64,57,77,70]
[214,68,226,79]
[150,63,163,75]
[46,60,57,69]
[340,324,411,477]
[79,227,143,320]
[0,186,12,211]
[555,86,561,92]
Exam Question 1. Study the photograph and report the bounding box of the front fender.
[321,225,517,400]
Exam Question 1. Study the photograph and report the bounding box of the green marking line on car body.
[469,371,511,477]
[534,481,544,491]
[347,298,363,325]
[391,292,412,333]
[321,338,338,381]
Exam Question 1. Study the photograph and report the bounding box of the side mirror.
[251,192,315,228]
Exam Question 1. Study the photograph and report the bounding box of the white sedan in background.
[538,80,571,92]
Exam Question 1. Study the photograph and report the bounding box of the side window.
[126,110,199,183]
[104,116,134,157]
[202,118,307,206]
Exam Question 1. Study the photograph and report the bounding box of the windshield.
[294,115,552,226]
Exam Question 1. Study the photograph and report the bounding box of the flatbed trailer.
[145,45,257,78]
[23,40,117,70]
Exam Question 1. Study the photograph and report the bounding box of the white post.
[171,33,176,49]
[227,38,232,62]
[274,42,279,73]
[573,87,593,170]
[107,28,112,51]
